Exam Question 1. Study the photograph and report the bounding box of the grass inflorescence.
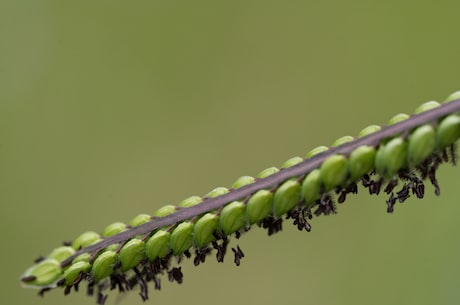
[20,91,460,304]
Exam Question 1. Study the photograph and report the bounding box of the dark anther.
[365,177,382,195]
[441,149,449,162]
[215,235,229,263]
[62,241,72,246]
[38,287,51,297]
[72,272,84,286]
[161,256,172,270]
[193,247,211,266]
[314,195,336,216]
[396,183,410,203]
[338,183,358,204]
[386,192,397,213]
[410,177,425,199]
[64,285,72,295]
[193,255,201,266]
[397,169,411,181]
[450,144,457,165]
[149,258,161,275]
[348,182,358,194]
[168,267,183,284]
[138,283,148,301]
[184,250,191,259]
[211,231,229,263]
[235,231,241,239]
[153,276,161,290]
[374,177,383,195]
[177,252,186,263]
[97,292,108,305]
[415,182,425,198]
[216,243,227,263]
[110,274,125,292]
[151,256,172,278]
[338,191,347,203]
[33,256,45,263]
[428,169,441,196]
[87,282,95,296]
[288,207,312,232]
[417,162,430,180]
[126,276,136,291]
[212,241,220,259]
[384,179,398,194]
[232,245,245,266]
[145,261,162,290]
[21,275,37,282]
[133,267,149,301]
[261,216,283,236]
[361,174,371,187]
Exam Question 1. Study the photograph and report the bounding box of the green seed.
[320,154,348,191]
[348,145,376,181]
[63,261,91,286]
[102,222,127,237]
[72,231,101,250]
[257,167,279,178]
[219,201,247,235]
[178,195,202,208]
[414,101,440,114]
[145,230,171,260]
[305,146,328,158]
[119,238,145,272]
[232,176,255,189]
[47,246,75,263]
[205,187,229,199]
[376,137,408,177]
[246,190,274,224]
[408,124,436,166]
[301,169,322,206]
[153,205,177,217]
[281,156,303,168]
[72,253,91,264]
[129,214,151,227]
[194,213,219,248]
[169,222,194,256]
[273,179,301,217]
[388,113,409,125]
[437,115,460,149]
[444,91,460,103]
[21,258,61,287]
[332,136,354,147]
[374,143,386,176]
[105,244,120,252]
[91,251,118,282]
[358,125,381,137]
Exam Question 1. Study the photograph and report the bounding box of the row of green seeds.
[21,91,460,291]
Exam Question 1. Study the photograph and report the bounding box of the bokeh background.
[2,1,460,305]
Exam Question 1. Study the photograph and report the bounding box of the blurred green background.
[2,1,460,305]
